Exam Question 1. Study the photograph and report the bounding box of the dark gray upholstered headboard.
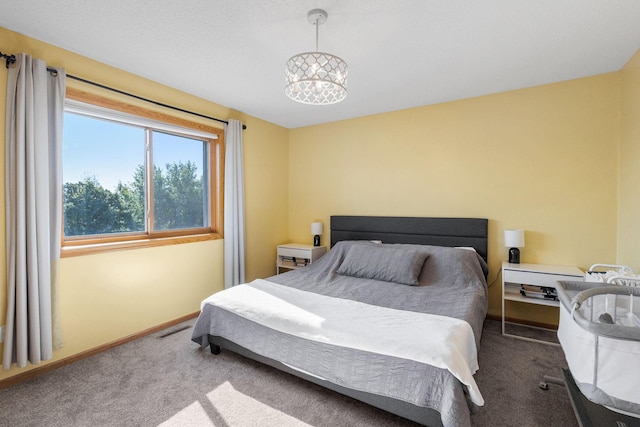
[330,216,488,262]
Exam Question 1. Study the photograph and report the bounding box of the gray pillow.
[336,244,429,285]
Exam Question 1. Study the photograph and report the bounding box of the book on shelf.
[519,284,558,301]
[279,256,310,268]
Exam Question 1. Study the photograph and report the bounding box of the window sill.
[61,232,222,257]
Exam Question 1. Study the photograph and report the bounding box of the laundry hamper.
[556,280,640,417]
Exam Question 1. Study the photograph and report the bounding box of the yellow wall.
[0,27,289,381]
[289,73,621,322]
[618,49,640,271]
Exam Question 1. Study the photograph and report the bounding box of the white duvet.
[202,279,484,406]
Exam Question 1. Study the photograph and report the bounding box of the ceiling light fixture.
[285,9,348,105]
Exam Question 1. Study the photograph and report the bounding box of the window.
[61,88,223,256]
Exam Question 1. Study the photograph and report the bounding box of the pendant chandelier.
[285,9,348,105]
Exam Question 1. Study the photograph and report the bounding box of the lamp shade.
[311,222,323,235]
[504,229,525,248]
[285,52,348,104]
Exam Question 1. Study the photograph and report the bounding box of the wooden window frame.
[61,88,224,257]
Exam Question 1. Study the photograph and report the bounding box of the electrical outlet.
[0,325,5,343]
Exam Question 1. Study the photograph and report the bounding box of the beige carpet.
[0,319,577,426]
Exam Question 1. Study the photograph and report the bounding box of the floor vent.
[158,325,191,338]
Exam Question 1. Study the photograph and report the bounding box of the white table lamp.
[311,222,323,247]
[504,229,525,264]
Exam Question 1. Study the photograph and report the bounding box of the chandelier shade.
[285,9,348,105]
[285,52,348,104]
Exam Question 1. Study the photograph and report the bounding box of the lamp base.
[508,247,520,264]
[314,235,320,247]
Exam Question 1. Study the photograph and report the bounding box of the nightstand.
[276,243,327,274]
[502,261,583,344]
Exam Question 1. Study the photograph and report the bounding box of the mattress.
[192,241,489,427]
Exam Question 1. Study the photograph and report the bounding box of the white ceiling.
[2,1,640,129]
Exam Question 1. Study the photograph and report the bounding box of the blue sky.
[63,113,205,191]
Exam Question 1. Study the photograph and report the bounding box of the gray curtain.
[3,53,65,370]
[223,119,246,288]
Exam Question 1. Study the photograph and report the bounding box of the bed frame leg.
[207,336,221,355]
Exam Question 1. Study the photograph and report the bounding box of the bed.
[191,216,489,427]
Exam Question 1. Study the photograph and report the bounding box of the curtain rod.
[0,51,246,130]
